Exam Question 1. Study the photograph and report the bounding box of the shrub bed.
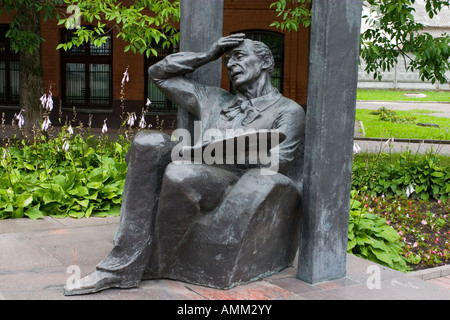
[351,150,450,271]
[352,149,450,201]
[350,192,449,272]
[0,128,130,219]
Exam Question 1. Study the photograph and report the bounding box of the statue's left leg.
[142,162,239,279]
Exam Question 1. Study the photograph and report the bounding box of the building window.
[0,25,20,105]
[61,29,112,109]
[145,42,178,113]
[233,30,284,93]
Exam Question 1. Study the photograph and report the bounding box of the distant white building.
[358,0,450,91]
[413,0,450,37]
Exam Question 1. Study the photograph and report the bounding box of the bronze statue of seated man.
[64,34,305,295]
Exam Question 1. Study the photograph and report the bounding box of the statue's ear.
[261,56,273,72]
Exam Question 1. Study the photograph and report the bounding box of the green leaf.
[68,186,89,197]
[375,248,396,266]
[12,207,24,219]
[76,199,89,208]
[86,181,102,190]
[68,210,85,219]
[24,206,45,220]
[431,171,444,178]
[347,238,357,251]
[108,205,121,216]
[23,163,35,171]
[421,192,430,201]
[53,175,68,188]
[85,205,94,218]
[375,226,400,243]
[85,191,99,200]
[16,194,33,208]
[3,203,14,213]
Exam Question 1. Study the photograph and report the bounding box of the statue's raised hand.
[207,33,246,60]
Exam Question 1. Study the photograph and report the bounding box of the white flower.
[14,109,25,128]
[2,148,9,159]
[139,114,147,129]
[146,98,151,107]
[121,67,129,85]
[45,89,53,111]
[40,90,53,111]
[102,119,108,134]
[41,115,51,131]
[67,125,74,135]
[40,94,47,108]
[62,140,70,152]
[46,94,53,111]
[127,112,137,127]
[139,108,147,129]
[353,142,361,154]
[405,184,415,198]
[385,137,394,145]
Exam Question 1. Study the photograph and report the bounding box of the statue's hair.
[250,40,275,76]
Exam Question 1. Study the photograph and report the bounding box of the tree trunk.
[17,4,44,135]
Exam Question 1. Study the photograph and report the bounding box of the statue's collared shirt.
[219,89,283,127]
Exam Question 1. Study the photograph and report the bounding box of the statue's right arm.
[149,34,245,81]
[148,34,246,116]
[148,52,206,117]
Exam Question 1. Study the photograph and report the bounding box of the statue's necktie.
[220,99,261,125]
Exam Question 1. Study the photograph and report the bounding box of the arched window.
[232,30,284,93]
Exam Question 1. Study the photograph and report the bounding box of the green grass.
[357,89,450,102]
[356,109,450,140]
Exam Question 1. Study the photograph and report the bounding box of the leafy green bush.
[347,191,411,272]
[0,128,130,219]
[370,107,417,124]
[352,149,450,201]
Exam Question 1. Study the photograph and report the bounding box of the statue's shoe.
[63,270,139,296]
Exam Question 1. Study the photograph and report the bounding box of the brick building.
[0,0,309,129]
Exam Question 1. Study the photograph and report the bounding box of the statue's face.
[224,40,265,91]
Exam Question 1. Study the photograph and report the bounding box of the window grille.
[0,25,20,105]
[61,29,112,109]
[144,42,178,113]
